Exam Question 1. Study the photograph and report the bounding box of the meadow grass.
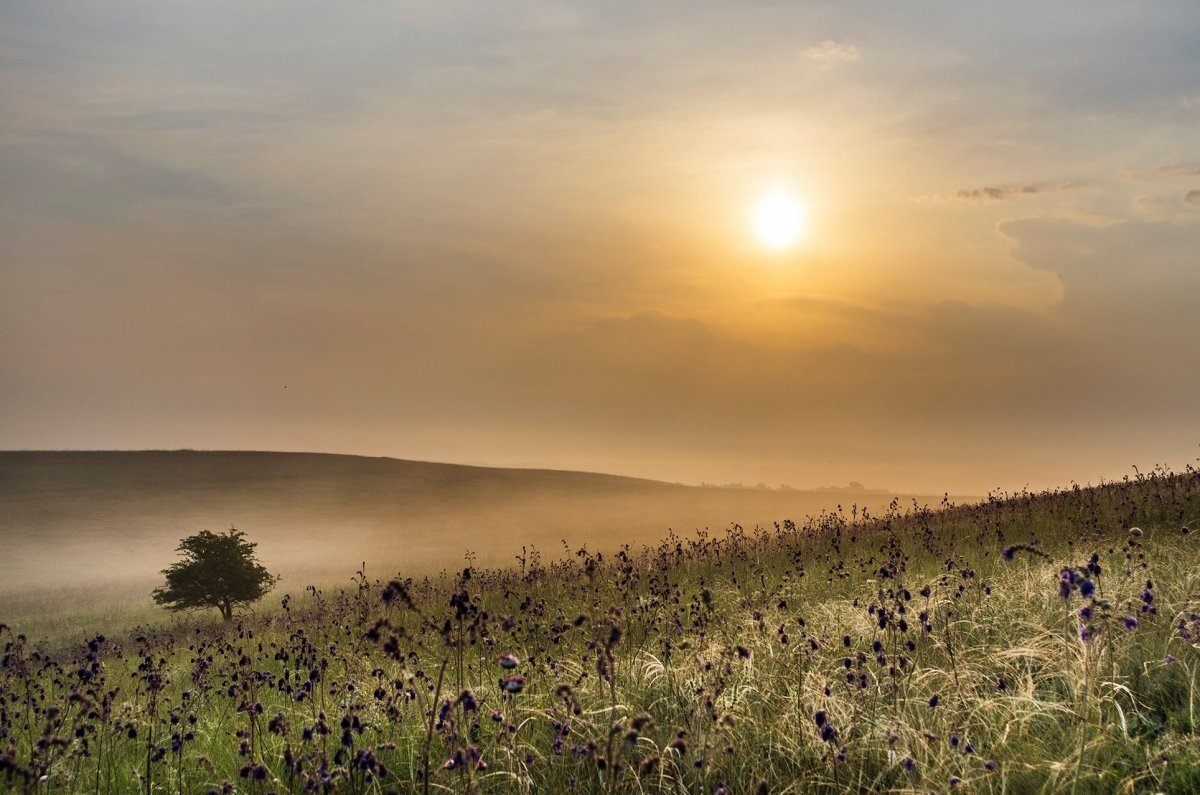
[2,467,1199,793]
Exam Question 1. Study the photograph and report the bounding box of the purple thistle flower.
[819,723,838,742]
[1059,579,1073,599]
[1122,616,1138,631]
[928,694,940,709]
[1078,579,1095,598]
[497,653,519,669]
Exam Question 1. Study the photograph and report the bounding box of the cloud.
[0,133,237,224]
[1185,189,1200,206]
[3,0,1199,492]
[502,218,1200,429]
[460,217,1200,489]
[803,39,861,63]
[1128,165,1200,180]
[952,181,1086,202]
[956,185,1040,201]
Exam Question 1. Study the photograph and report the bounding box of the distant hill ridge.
[0,450,948,597]
[0,449,683,495]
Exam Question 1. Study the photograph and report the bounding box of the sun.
[751,193,806,250]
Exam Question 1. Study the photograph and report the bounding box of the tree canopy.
[152,528,276,621]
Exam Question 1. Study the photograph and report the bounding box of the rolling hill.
[0,450,956,599]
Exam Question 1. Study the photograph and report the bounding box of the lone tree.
[152,528,277,621]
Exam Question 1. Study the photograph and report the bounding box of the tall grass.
[2,467,1199,792]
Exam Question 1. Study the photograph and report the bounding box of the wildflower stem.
[422,658,449,795]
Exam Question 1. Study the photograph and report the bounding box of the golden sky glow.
[1,2,1199,493]
[751,193,807,250]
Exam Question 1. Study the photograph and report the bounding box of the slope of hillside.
[0,450,952,599]
[1,468,1197,792]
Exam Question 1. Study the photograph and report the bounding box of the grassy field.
[2,467,1199,792]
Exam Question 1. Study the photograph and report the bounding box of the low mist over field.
[0,450,955,602]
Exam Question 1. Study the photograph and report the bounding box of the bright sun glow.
[751,193,806,250]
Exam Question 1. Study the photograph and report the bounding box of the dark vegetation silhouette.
[151,528,276,621]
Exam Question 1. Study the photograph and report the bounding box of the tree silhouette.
[152,528,276,621]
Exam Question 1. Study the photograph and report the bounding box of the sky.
[2,1,1198,494]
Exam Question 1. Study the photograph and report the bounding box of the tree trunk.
[221,601,233,621]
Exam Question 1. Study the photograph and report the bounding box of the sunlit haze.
[2,1,1199,494]
[752,193,807,250]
